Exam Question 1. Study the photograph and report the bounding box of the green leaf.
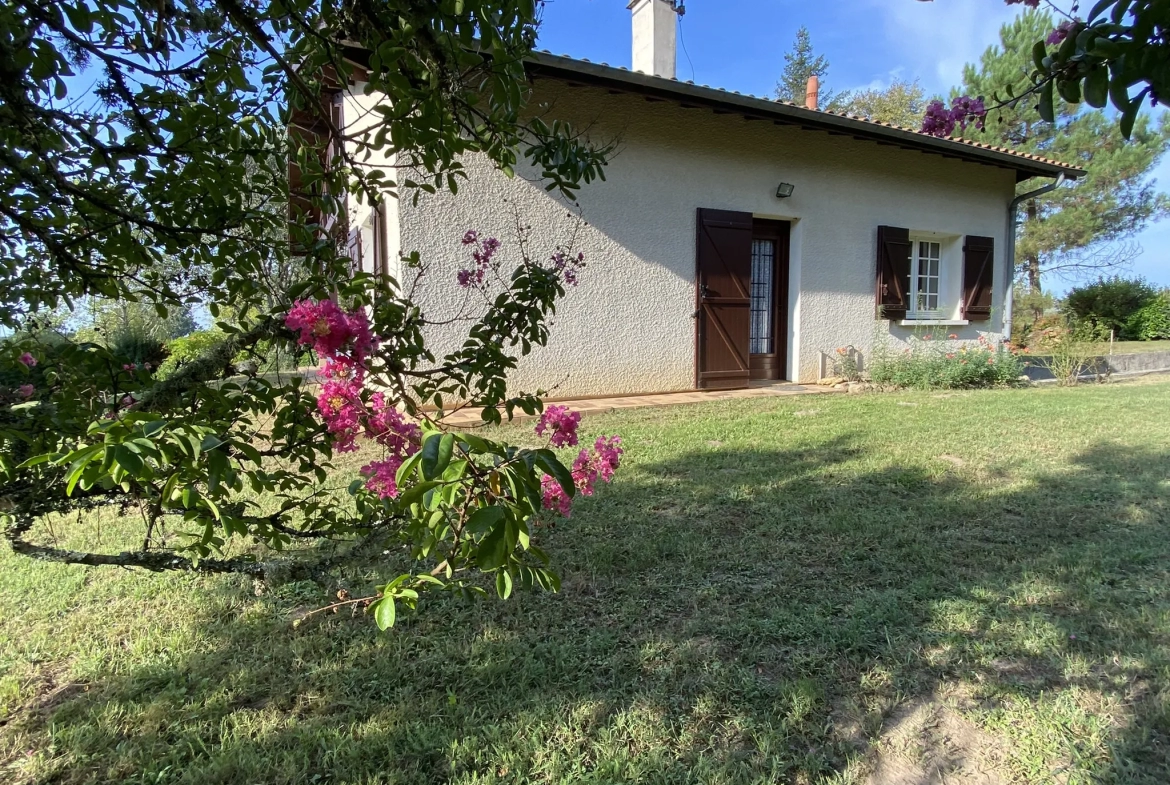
[1056,75,1081,104]
[1119,94,1141,138]
[465,505,504,534]
[533,449,575,497]
[114,444,144,476]
[1083,66,1108,108]
[495,570,513,600]
[1109,61,1132,111]
[420,432,454,480]
[476,522,509,570]
[398,480,441,507]
[1087,0,1113,22]
[1037,79,1055,123]
[372,596,396,630]
[1032,41,1049,72]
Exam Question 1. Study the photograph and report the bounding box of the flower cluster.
[548,249,586,286]
[457,231,502,288]
[1047,19,1078,45]
[535,405,581,447]
[285,299,419,499]
[17,353,36,368]
[358,392,422,499]
[286,299,374,359]
[16,384,34,399]
[921,96,986,137]
[540,434,623,518]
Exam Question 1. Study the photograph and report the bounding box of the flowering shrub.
[0,0,620,632]
[2,230,615,630]
[870,334,1026,389]
[829,346,863,382]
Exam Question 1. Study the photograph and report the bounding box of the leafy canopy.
[0,0,618,626]
[960,8,1170,290]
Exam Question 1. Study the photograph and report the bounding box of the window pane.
[750,240,774,354]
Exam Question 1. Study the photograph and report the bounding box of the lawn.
[2,377,1170,784]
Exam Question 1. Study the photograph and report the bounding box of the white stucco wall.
[342,85,400,278]
[371,79,1022,395]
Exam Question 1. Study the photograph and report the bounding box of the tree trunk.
[1025,198,1042,292]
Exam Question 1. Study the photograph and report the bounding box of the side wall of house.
[387,80,1020,395]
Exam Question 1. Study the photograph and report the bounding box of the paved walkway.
[437,381,840,427]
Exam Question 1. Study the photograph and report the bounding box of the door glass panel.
[750,240,774,354]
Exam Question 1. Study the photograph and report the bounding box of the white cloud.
[860,0,1020,94]
[845,66,907,95]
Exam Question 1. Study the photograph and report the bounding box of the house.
[334,0,1082,396]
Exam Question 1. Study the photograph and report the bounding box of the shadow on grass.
[8,437,1170,784]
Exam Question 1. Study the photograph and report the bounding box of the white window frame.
[907,235,943,318]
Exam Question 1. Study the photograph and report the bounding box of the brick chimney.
[629,0,677,79]
[805,75,819,110]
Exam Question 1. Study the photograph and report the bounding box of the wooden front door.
[695,208,753,389]
[748,219,790,381]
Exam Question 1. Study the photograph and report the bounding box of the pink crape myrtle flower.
[540,434,623,517]
[457,232,502,288]
[362,457,405,499]
[17,352,36,368]
[285,299,374,362]
[16,384,34,399]
[316,376,365,452]
[1047,19,1077,45]
[921,96,986,137]
[367,393,422,454]
[535,405,581,447]
[541,475,574,517]
[549,249,586,286]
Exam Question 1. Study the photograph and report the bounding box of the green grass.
[4,377,1170,783]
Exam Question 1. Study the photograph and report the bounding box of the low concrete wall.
[1023,350,1170,381]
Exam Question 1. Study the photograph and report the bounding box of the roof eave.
[524,52,1085,183]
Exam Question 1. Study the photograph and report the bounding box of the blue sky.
[536,0,1170,293]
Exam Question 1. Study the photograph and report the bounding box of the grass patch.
[3,377,1170,783]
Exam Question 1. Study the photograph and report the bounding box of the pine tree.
[775,27,842,108]
[960,9,1170,292]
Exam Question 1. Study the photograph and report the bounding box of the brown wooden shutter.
[876,225,911,320]
[695,208,753,389]
[962,235,995,321]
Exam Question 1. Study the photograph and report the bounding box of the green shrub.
[1124,291,1170,341]
[1062,276,1158,338]
[157,330,312,380]
[870,335,1026,390]
[156,329,229,379]
[1011,285,1056,346]
[109,325,167,369]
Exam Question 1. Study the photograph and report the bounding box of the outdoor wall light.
[776,182,795,198]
